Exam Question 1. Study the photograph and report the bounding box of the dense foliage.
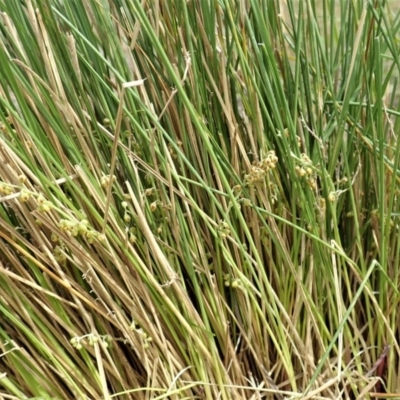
[0,0,399,399]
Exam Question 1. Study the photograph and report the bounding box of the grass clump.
[0,0,400,399]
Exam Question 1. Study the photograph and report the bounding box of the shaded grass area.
[0,0,400,399]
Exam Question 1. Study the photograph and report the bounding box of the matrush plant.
[0,0,399,399]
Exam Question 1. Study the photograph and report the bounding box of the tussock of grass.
[0,0,400,399]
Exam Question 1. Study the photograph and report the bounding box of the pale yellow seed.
[4,186,13,195]
[328,192,336,202]
[231,279,240,288]
[18,174,27,184]
[100,176,109,187]
[40,202,51,212]
[97,234,106,242]
[129,234,137,244]
[37,194,46,205]
[20,190,30,202]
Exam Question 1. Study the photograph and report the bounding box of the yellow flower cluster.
[36,193,53,212]
[17,188,53,212]
[0,178,55,213]
[294,153,317,189]
[57,218,102,244]
[0,181,14,195]
[70,334,112,350]
[245,150,278,185]
[217,220,230,239]
[100,174,116,188]
[223,274,241,288]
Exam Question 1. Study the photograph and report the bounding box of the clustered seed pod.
[58,218,100,243]
[100,174,116,188]
[217,220,230,239]
[295,153,317,189]
[19,189,31,202]
[129,321,152,349]
[18,174,27,184]
[37,193,46,204]
[244,150,279,186]
[70,334,112,351]
[258,150,279,172]
[245,166,265,184]
[223,273,241,288]
[145,188,155,197]
[328,192,336,202]
[54,246,67,263]
[38,201,53,213]
[0,181,14,195]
